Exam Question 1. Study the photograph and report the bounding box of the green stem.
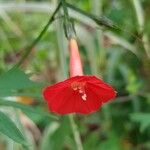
[61,0,75,39]
[56,5,68,79]
[92,0,111,130]
[69,115,83,150]
[66,2,114,29]
[61,0,69,18]
[14,1,62,68]
[66,2,142,44]
[91,0,102,76]
[132,0,150,58]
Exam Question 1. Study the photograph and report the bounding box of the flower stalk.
[69,114,83,150]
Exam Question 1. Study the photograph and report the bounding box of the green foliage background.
[0,0,150,150]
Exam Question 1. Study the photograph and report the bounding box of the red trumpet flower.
[43,75,116,114]
[43,38,116,115]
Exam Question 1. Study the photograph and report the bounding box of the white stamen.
[81,94,87,101]
[73,87,77,91]
[79,89,83,93]
[78,86,82,90]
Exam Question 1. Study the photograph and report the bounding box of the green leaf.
[0,111,27,145]
[0,100,57,120]
[0,67,42,97]
[130,113,150,132]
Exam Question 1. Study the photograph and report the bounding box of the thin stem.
[14,1,61,68]
[61,0,69,18]
[55,4,68,79]
[132,0,144,33]
[132,0,150,58]
[91,0,102,76]
[69,115,83,150]
[92,0,111,130]
[0,10,23,37]
[131,0,146,113]
[61,0,75,39]
[66,2,114,29]
[66,2,143,44]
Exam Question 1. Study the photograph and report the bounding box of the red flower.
[43,75,116,115]
[43,38,116,115]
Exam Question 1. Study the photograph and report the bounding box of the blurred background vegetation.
[0,0,150,150]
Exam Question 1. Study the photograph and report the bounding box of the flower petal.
[43,75,116,115]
